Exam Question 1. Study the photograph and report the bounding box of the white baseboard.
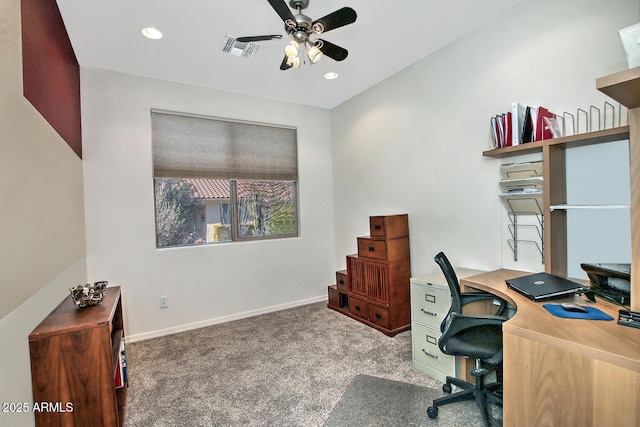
[126,295,327,343]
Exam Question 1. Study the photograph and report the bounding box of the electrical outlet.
[160,296,168,308]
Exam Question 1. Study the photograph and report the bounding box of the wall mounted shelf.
[550,204,630,211]
[483,66,640,311]
[483,126,630,159]
[484,122,631,277]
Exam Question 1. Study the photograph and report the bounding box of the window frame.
[151,110,299,249]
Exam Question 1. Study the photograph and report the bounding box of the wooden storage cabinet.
[327,214,411,336]
[28,286,127,426]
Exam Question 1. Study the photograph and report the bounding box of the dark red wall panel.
[21,0,82,158]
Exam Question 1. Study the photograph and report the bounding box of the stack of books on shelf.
[491,102,558,149]
[114,337,128,389]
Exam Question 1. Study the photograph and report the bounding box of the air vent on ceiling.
[221,36,259,59]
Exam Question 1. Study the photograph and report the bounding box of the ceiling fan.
[236,0,357,70]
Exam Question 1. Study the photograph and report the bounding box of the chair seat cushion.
[442,325,503,361]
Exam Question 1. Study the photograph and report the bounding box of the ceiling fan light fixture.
[306,42,323,63]
[286,56,301,68]
[141,27,163,40]
[285,40,300,58]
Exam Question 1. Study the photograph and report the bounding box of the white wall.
[0,0,86,425]
[565,140,631,278]
[330,0,637,278]
[81,68,336,340]
[0,261,86,427]
[0,0,86,319]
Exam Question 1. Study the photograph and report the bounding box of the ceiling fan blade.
[317,39,348,62]
[280,55,293,71]
[312,7,357,34]
[268,0,296,23]
[236,35,283,42]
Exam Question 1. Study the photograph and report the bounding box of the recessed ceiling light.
[324,72,338,80]
[141,27,163,40]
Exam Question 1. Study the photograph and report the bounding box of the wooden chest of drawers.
[327,214,411,336]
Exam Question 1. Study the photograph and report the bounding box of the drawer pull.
[374,225,381,230]
[355,305,361,311]
[422,349,439,359]
[339,279,345,285]
[375,313,382,319]
[421,308,437,317]
[368,246,375,252]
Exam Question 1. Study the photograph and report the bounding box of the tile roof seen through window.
[189,179,230,199]
[187,179,293,201]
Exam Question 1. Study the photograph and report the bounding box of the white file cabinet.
[410,268,485,383]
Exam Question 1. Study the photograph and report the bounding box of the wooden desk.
[461,269,640,427]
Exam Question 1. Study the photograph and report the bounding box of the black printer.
[580,263,631,307]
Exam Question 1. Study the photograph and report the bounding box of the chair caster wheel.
[427,406,438,419]
[442,383,452,393]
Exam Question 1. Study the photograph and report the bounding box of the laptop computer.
[505,272,587,302]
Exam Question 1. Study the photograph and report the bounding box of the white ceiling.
[56,0,524,109]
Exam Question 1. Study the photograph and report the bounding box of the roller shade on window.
[151,110,298,181]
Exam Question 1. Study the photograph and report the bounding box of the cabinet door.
[365,261,389,304]
[347,256,390,304]
[347,256,366,296]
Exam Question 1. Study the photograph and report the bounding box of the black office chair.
[426,252,508,427]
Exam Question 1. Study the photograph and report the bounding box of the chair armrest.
[460,292,508,317]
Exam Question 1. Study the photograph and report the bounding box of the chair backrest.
[434,252,463,314]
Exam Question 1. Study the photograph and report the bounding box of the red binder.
[535,106,555,140]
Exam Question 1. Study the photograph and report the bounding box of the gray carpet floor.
[124,302,498,426]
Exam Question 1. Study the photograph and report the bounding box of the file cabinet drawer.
[368,304,390,329]
[412,323,455,374]
[348,296,368,320]
[410,283,450,329]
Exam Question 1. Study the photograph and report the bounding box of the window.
[151,111,298,248]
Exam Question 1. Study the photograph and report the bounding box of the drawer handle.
[375,313,382,319]
[422,349,439,359]
[421,308,437,317]
[355,305,361,311]
[374,225,381,230]
[339,279,345,285]
[368,246,375,252]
